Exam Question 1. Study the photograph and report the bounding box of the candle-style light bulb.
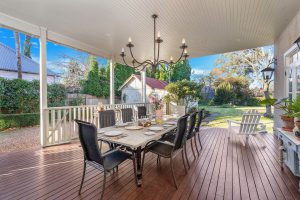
[157,31,161,38]
[121,48,124,53]
[170,56,173,61]
[184,49,188,54]
[182,38,186,44]
[128,37,132,43]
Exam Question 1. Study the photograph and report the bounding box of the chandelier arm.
[132,60,152,69]
[174,48,185,64]
[128,46,144,65]
[156,42,160,65]
[121,56,130,66]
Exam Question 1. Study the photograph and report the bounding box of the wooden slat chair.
[227,109,266,148]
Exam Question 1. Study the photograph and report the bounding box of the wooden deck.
[0,127,299,200]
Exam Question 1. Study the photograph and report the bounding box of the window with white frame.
[284,45,300,99]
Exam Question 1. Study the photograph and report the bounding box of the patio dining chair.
[194,109,204,153]
[137,106,147,119]
[121,108,133,123]
[141,114,189,189]
[99,110,116,128]
[227,109,266,148]
[75,119,137,200]
[183,112,198,168]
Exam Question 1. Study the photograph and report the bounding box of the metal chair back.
[99,110,116,128]
[173,114,189,151]
[121,108,133,123]
[187,112,197,139]
[75,119,103,164]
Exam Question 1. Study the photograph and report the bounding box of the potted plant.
[277,98,297,132]
[290,96,300,131]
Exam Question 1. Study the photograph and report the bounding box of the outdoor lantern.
[261,66,275,82]
[294,37,300,50]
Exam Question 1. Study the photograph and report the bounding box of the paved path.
[0,126,40,153]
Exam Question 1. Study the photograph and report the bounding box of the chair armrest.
[101,149,119,157]
[156,140,175,147]
[227,120,241,125]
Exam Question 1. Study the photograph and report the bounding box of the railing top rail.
[45,102,149,110]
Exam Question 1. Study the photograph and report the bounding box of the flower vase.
[155,109,163,124]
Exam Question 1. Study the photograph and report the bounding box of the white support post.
[141,70,147,103]
[109,59,115,105]
[40,27,48,147]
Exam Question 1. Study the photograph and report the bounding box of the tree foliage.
[113,63,135,96]
[165,80,203,108]
[23,35,32,58]
[213,77,259,106]
[146,61,191,82]
[63,60,84,93]
[81,56,108,97]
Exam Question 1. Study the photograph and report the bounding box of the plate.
[166,121,177,125]
[104,131,123,137]
[163,124,173,127]
[98,129,105,134]
[125,126,143,130]
[144,131,156,136]
[149,126,164,131]
[116,122,128,127]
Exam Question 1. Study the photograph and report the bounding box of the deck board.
[0,127,299,200]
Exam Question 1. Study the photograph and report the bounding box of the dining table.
[97,115,178,186]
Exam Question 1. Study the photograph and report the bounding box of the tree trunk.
[14,32,22,79]
[23,35,32,58]
[263,82,272,118]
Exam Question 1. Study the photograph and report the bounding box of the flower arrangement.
[148,92,164,110]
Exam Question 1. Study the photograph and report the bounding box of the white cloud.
[192,69,209,75]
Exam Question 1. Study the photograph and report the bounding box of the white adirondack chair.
[227,109,266,147]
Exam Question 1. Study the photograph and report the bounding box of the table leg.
[135,147,142,187]
[279,139,284,171]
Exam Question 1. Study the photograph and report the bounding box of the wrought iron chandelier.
[120,14,189,74]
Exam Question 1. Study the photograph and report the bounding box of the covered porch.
[1,0,300,199]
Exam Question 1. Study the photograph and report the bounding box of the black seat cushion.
[103,150,132,170]
[147,142,174,157]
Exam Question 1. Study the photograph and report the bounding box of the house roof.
[118,74,168,91]
[0,42,56,76]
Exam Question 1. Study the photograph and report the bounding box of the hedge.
[0,113,40,131]
[0,78,67,114]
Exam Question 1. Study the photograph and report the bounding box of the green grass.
[199,105,274,133]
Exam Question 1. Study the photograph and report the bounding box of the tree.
[214,81,236,105]
[23,35,32,58]
[14,32,22,79]
[112,63,135,96]
[215,47,274,116]
[170,60,192,82]
[165,79,202,110]
[63,60,84,93]
[82,56,105,97]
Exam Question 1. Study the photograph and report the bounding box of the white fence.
[44,103,152,146]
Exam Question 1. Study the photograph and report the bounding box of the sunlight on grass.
[200,106,274,133]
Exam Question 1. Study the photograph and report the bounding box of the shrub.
[48,84,67,107]
[0,78,39,114]
[0,78,67,114]
[0,113,40,131]
[214,82,236,105]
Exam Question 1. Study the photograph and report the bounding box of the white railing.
[43,103,152,146]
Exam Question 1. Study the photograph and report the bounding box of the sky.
[0,27,272,80]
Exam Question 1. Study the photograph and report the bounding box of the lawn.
[199,105,274,133]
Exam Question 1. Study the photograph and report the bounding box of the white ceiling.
[0,0,300,63]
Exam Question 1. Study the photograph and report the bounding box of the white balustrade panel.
[44,103,150,146]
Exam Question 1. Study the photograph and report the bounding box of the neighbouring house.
[119,74,168,103]
[0,42,58,83]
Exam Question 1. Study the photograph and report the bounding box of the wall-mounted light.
[261,58,276,82]
[294,37,300,50]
